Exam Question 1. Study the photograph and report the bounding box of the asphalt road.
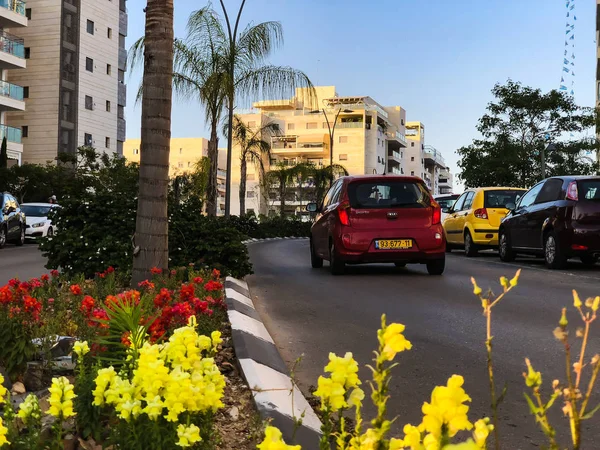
[0,243,48,285]
[247,239,600,449]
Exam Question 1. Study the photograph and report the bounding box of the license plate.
[375,239,413,250]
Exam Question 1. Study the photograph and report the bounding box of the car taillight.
[566,181,579,201]
[338,202,351,226]
[474,208,488,219]
[432,204,441,225]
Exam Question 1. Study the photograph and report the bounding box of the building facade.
[0,0,28,165]
[123,138,227,216]
[230,86,409,217]
[5,0,127,165]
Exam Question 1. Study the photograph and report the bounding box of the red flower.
[0,286,13,305]
[193,298,209,313]
[70,284,82,296]
[105,295,119,309]
[23,295,42,320]
[97,272,106,279]
[40,274,50,282]
[179,284,195,301]
[8,278,19,288]
[119,290,141,307]
[138,280,155,290]
[121,331,131,347]
[106,266,115,274]
[150,267,162,275]
[90,308,109,328]
[48,298,55,304]
[204,280,223,292]
[193,277,204,285]
[170,269,177,276]
[153,288,172,308]
[80,295,95,316]
[18,282,31,293]
[50,270,59,278]
[29,278,42,289]
[212,268,221,279]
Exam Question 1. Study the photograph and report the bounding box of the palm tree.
[310,164,349,206]
[228,115,279,216]
[266,163,301,216]
[131,0,174,284]
[187,3,315,217]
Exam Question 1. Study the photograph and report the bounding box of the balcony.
[423,146,445,168]
[118,82,126,106]
[387,150,402,165]
[336,121,363,129]
[0,80,24,111]
[117,118,126,141]
[118,47,127,71]
[0,0,27,28]
[271,134,328,157]
[0,30,25,69]
[119,10,127,36]
[0,123,21,143]
[386,131,407,148]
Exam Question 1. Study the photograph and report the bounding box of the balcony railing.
[0,0,26,16]
[388,150,401,161]
[0,124,22,143]
[0,80,23,101]
[336,122,363,129]
[0,30,24,58]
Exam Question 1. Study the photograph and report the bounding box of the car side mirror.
[505,202,516,211]
[306,202,318,213]
[442,207,450,214]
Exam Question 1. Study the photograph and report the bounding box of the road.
[0,243,48,285]
[247,239,600,449]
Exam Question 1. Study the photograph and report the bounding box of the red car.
[306,175,446,275]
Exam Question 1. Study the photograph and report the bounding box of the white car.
[21,203,58,239]
[434,194,460,223]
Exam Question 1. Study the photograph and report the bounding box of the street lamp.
[309,106,354,187]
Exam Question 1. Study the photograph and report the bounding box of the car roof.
[465,187,527,192]
[341,175,425,183]
[546,175,600,182]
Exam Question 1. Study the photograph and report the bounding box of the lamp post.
[310,106,354,187]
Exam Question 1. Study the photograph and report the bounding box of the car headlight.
[32,222,46,228]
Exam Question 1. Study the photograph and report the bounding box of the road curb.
[242,237,309,245]
[224,277,322,447]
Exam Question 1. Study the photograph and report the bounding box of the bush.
[223,214,311,239]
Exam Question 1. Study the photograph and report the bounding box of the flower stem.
[486,306,500,450]
[580,358,600,417]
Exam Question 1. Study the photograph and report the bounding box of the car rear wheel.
[544,232,567,270]
[498,231,515,262]
[310,237,323,269]
[329,241,345,275]
[426,258,445,275]
[464,231,478,257]
[15,226,24,246]
[0,226,6,249]
[580,254,598,266]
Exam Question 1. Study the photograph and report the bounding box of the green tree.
[309,163,349,205]
[266,164,300,216]
[0,137,7,169]
[131,0,174,284]
[457,80,598,188]
[229,115,279,215]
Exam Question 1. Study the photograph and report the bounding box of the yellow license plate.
[376,239,413,250]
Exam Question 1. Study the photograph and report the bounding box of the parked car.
[443,187,526,256]
[499,176,600,269]
[435,194,460,223]
[21,203,59,240]
[0,192,26,248]
[306,175,446,275]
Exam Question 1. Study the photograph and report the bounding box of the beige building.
[124,138,227,216]
[5,0,127,164]
[230,86,410,216]
[0,0,28,165]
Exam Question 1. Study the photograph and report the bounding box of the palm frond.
[236,21,284,66]
[128,36,145,75]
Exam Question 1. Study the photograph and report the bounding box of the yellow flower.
[17,394,42,427]
[0,374,7,405]
[380,323,412,361]
[73,340,90,359]
[324,352,361,389]
[313,376,346,411]
[472,418,493,448]
[442,441,480,450]
[593,296,600,312]
[559,308,568,329]
[470,277,482,296]
[257,426,301,450]
[348,387,365,408]
[573,290,582,309]
[0,417,9,447]
[176,424,202,447]
[397,423,423,449]
[524,358,542,388]
[348,428,382,449]
[499,276,509,290]
[509,269,520,287]
[47,376,76,419]
[211,330,223,352]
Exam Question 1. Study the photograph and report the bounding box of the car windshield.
[21,205,52,217]
[348,181,431,209]
[436,195,459,210]
[484,190,523,209]
[579,180,600,201]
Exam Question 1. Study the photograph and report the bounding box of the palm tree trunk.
[279,180,285,216]
[206,122,219,216]
[131,0,174,285]
[240,156,247,216]
[225,97,234,217]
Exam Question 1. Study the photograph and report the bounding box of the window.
[462,192,475,210]
[106,100,111,112]
[322,180,342,209]
[339,136,348,144]
[306,122,317,130]
[518,183,544,209]
[535,179,563,204]
[247,191,255,198]
[246,208,255,215]
[87,20,94,34]
[22,126,28,138]
[410,171,415,176]
[105,137,110,148]
[348,181,432,209]
[485,190,525,208]
[107,27,112,39]
[86,57,93,72]
[411,142,414,147]
[84,133,92,146]
[579,180,600,200]
[85,95,93,110]
[322,122,328,129]
[133,148,139,155]
[247,173,255,181]
[24,47,30,59]
[178,162,184,168]
[401,119,405,125]
[23,86,29,98]
[106,64,112,75]
[411,156,414,161]
[339,154,348,161]
[247,121,256,127]
[287,123,295,130]
[25,8,31,19]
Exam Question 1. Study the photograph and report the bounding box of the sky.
[124,0,597,185]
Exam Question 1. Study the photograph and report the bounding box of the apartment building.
[5,0,127,165]
[404,121,425,181]
[123,138,228,216]
[230,86,409,217]
[0,0,27,165]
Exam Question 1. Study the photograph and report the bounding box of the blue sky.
[125,0,596,182]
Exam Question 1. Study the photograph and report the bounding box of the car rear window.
[21,205,52,217]
[579,180,600,200]
[348,180,431,209]
[484,190,524,209]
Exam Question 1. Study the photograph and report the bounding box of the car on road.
[435,194,460,223]
[306,175,446,275]
[499,176,600,269]
[444,187,526,256]
[21,203,58,240]
[0,192,26,249]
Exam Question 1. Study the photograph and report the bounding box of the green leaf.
[581,403,600,420]
[497,383,508,405]
[524,393,539,415]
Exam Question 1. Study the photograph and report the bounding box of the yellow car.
[443,187,527,256]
